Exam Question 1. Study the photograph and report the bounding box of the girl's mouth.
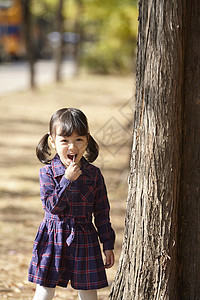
[67,154,77,161]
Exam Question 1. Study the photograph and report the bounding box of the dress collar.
[51,154,91,178]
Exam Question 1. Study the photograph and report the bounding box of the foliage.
[31,0,138,74]
[66,0,138,74]
[82,2,138,74]
[31,0,57,21]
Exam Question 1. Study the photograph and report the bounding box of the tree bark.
[21,0,36,89]
[110,0,184,299]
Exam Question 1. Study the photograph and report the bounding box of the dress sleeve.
[94,169,115,251]
[39,166,71,214]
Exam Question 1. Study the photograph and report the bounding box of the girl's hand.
[104,250,115,269]
[64,162,82,181]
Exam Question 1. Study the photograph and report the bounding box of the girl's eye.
[76,138,83,142]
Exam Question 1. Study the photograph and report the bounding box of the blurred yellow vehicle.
[0,0,25,60]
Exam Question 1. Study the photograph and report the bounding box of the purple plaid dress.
[28,155,115,290]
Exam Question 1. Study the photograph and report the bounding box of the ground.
[0,74,135,299]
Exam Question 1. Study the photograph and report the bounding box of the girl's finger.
[73,166,80,172]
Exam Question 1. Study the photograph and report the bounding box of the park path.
[0,59,76,95]
[0,74,134,299]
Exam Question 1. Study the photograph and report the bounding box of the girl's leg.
[78,290,98,300]
[32,285,55,300]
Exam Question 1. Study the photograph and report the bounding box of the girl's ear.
[47,135,57,160]
[48,135,56,149]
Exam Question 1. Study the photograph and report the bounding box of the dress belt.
[44,212,92,246]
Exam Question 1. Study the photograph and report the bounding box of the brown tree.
[110,0,200,299]
[55,0,65,82]
[21,0,36,89]
[73,0,83,75]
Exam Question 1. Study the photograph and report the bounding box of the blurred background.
[0,0,138,299]
[0,0,138,81]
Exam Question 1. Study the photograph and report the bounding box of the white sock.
[78,290,98,300]
[32,285,55,300]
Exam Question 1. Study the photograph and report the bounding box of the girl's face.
[50,130,88,168]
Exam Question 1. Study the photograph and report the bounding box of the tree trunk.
[110,0,185,299]
[21,0,36,89]
[73,0,84,75]
[178,1,200,298]
[55,0,65,82]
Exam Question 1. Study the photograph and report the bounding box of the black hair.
[36,108,99,164]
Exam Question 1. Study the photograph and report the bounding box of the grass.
[0,73,135,299]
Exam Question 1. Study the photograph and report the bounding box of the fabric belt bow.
[66,218,76,246]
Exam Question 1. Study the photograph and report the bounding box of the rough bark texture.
[110,0,184,299]
[178,1,200,298]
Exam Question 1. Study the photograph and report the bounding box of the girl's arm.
[39,166,71,214]
[94,169,115,252]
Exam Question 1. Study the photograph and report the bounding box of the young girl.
[28,108,115,300]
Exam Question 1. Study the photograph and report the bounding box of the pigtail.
[85,135,99,162]
[36,133,52,164]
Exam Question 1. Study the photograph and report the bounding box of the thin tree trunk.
[110,0,184,299]
[73,0,84,75]
[55,0,65,82]
[21,0,36,89]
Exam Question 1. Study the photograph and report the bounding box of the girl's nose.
[68,141,76,149]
